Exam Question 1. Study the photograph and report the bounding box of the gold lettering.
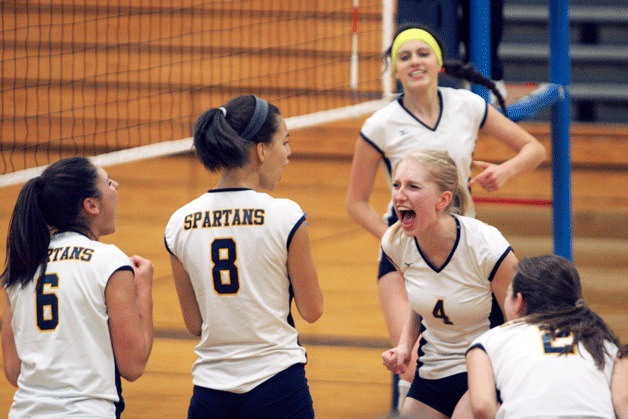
[254,209,265,225]
[242,209,253,225]
[202,211,212,228]
[184,214,192,230]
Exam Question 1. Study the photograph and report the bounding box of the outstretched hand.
[469,160,512,192]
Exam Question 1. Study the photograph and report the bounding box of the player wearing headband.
[346,23,545,411]
[165,95,323,418]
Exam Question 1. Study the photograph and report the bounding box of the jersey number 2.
[211,238,240,294]
[36,274,59,331]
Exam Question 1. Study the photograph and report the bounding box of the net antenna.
[1,0,396,188]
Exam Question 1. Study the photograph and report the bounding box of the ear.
[514,292,526,317]
[82,197,100,217]
[436,190,452,211]
[256,142,265,163]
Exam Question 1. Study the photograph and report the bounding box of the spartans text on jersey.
[183,208,265,230]
[47,246,95,262]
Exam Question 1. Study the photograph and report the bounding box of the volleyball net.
[0,0,564,189]
[1,0,395,186]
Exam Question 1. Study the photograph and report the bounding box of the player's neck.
[403,88,440,123]
[215,167,260,190]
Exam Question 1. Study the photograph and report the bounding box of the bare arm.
[382,306,421,374]
[471,106,546,191]
[169,254,203,336]
[1,289,20,387]
[466,347,499,419]
[490,251,518,316]
[346,138,389,240]
[106,256,154,382]
[612,352,628,419]
[287,221,323,323]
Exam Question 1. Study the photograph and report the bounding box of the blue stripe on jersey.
[479,101,489,128]
[287,214,306,249]
[164,235,175,256]
[398,93,443,132]
[488,247,513,282]
[359,132,392,176]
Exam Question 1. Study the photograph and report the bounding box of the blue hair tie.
[240,95,269,142]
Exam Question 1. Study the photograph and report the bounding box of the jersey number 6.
[36,273,59,331]
[211,238,240,294]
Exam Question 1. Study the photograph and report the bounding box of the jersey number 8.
[211,238,240,294]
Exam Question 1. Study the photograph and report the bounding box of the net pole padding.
[350,0,359,90]
[504,83,564,122]
[0,99,392,189]
[549,0,573,261]
[470,0,490,101]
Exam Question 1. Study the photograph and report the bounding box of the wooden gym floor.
[0,120,626,418]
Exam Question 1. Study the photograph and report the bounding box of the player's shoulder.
[363,97,403,124]
[457,215,502,237]
[261,194,304,219]
[440,86,482,102]
[479,320,533,345]
[382,223,412,251]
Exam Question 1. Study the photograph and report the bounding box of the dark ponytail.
[2,157,99,288]
[442,61,508,116]
[513,255,622,370]
[193,95,281,173]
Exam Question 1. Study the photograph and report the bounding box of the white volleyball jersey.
[381,215,512,379]
[164,188,308,393]
[7,231,132,418]
[470,322,619,418]
[360,87,487,218]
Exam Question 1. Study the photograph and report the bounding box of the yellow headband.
[391,28,443,69]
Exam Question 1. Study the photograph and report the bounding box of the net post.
[382,0,394,100]
[350,0,359,90]
[469,0,490,101]
[549,0,573,261]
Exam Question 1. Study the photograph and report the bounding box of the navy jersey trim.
[113,266,134,275]
[53,229,91,239]
[479,101,489,129]
[488,247,513,282]
[287,214,306,250]
[164,236,175,256]
[207,187,253,193]
[399,92,443,131]
[380,248,399,271]
[359,132,392,175]
[114,362,125,418]
[465,342,486,355]
[414,215,461,273]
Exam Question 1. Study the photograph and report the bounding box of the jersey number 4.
[211,238,240,294]
[432,299,453,325]
[36,274,59,331]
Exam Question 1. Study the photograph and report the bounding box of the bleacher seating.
[503,1,628,123]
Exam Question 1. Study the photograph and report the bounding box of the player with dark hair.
[467,254,627,418]
[165,95,323,418]
[2,156,154,418]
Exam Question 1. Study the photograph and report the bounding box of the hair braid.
[443,61,508,116]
